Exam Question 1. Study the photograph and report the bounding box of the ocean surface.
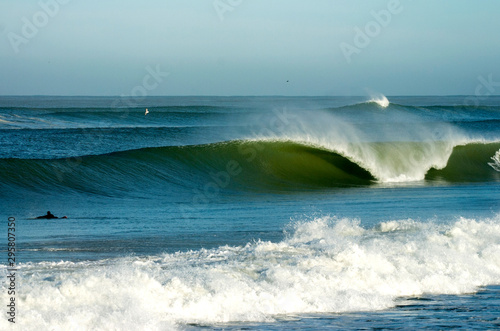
[1,95,500,330]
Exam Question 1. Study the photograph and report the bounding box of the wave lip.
[368,94,390,108]
[4,216,500,329]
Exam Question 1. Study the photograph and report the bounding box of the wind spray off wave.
[249,99,500,183]
[368,94,390,108]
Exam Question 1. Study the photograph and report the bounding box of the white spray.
[489,149,500,172]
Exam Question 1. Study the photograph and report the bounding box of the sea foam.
[2,215,500,330]
[489,149,500,172]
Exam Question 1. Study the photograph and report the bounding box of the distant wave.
[336,95,391,110]
[1,139,500,196]
[327,101,500,115]
[368,94,390,108]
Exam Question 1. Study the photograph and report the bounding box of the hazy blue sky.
[1,0,499,96]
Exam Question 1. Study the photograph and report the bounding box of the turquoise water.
[1,96,500,329]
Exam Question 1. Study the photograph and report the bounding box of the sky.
[0,0,499,96]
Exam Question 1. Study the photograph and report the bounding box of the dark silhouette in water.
[36,211,66,219]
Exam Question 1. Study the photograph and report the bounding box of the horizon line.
[1,94,499,98]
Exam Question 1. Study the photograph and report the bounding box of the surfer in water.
[36,211,67,219]
[37,211,57,219]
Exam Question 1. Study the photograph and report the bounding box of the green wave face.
[188,140,376,189]
[118,140,376,191]
[426,142,500,182]
[1,140,500,196]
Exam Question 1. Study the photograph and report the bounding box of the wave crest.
[1,140,500,197]
[368,94,390,108]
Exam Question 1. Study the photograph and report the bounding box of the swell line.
[1,140,500,197]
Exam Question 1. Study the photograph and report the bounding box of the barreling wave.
[1,139,500,196]
[0,141,374,196]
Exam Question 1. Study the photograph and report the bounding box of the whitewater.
[2,216,500,330]
[1,95,500,329]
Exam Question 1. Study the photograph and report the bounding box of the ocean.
[1,95,499,330]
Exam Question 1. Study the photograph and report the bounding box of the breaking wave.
[1,140,499,197]
[2,215,500,329]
